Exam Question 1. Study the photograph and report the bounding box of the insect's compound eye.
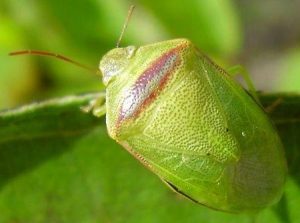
[100,46,136,86]
[125,45,136,58]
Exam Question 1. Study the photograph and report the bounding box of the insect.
[10,6,287,213]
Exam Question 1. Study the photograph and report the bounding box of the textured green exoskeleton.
[99,39,286,213]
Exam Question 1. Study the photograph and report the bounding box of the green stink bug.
[10,39,287,213]
[9,7,286,213]
[96,38,286,213]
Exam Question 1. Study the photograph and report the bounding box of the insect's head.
[99,38,190,89]
[99,46,136,86]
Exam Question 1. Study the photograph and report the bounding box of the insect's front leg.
[81,95,106,117]
[226,65,260,104]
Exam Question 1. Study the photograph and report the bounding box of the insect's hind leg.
[81,94,106,117]
[264,97,283,113]
[226,65,260,104]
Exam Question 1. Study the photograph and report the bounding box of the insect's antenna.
[9,50,100,75]
[116,5,135,48]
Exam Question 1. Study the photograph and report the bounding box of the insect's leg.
[264,97,283,113]
[81,95,106,117]
[226,65,260,104]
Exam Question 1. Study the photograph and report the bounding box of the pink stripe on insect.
[118,45,184,124]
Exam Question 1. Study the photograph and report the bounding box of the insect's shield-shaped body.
[99,39,287,213]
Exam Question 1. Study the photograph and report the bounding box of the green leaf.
[0,93,299,223]
[0,93,104,188]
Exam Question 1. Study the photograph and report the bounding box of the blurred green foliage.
[1,0,300,222]
[278,49,300,92]
[0,0,242,109]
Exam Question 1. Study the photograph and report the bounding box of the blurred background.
[1,0,300,110]
[1,0,300,222]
